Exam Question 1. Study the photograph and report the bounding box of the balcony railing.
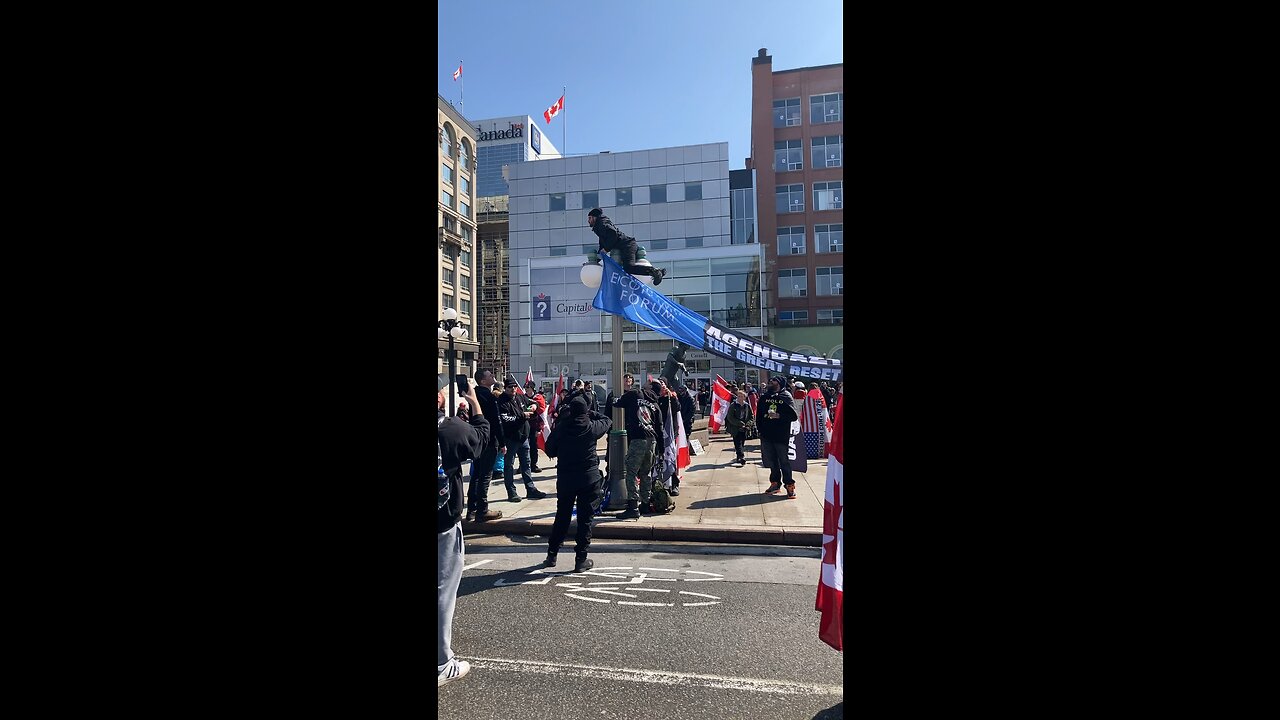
[439,226,472,252]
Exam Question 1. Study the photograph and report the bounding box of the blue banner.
[590,253,843,382]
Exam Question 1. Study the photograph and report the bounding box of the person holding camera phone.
[499,380,549,501]
[466,369,506,523]
[438,385,490,687]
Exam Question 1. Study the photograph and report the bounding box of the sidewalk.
[461,432,828,546]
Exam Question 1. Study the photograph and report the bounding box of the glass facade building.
[471,115,561,198]
[504,143,772,391]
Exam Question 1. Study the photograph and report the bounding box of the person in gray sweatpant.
[438,387,489,687]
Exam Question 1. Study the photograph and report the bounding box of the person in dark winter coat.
[438,386,490,687]
[525,382,546,473]
[467,369,505,522]
[757,375,800,498]
[498,381,548,501]
[611,374,661,519]
[671,382,696,495]
[543,395,612,573]
[588,208,667,285]
[725,390,754,466]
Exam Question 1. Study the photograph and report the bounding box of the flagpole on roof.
[460,60,464,114]
[563,86,566,157]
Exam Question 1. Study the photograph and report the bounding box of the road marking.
[682,602,722,606]
[617,601,675,607]
[683,570,724,576]
[678,591,720,599]
[564,594,609,603]
[571,588,638,598]
[683,578,724,581]
[462,559,494,571]
[460,656,844,696]
[637,567,681,572]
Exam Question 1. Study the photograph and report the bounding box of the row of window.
[441,189,472,218]
[442,163,471,195]
[778,224,844,255]
[773,93,844,127]
[778,309,843,325]
[550,183,705,211]
[777,267,843,297]
[442,267,472,294]
[438,124,473,171]
[776,182,843,213]
[774,135,843,172]
[440,216,475,245]
[441,294,473,316]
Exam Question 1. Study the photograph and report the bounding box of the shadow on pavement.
[456,565,554,599]
[685,493,776,509]
[812,701,843,719]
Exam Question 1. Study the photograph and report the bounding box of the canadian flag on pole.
[815,388,843,652]
[453,63,462,81]
[708,375,731,433]
[526,367,535,388]
[675,406,690,470]
[537,389,552,451]
[544,94,564,124]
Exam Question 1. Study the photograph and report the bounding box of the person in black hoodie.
[543,395,612,572]
[438,386,489,687]
[612,374,660,519]
[498,380,549,501]
[672,382,696,496]
[757,375,801,499]
[467,369,505,522]
[588,208,666,285]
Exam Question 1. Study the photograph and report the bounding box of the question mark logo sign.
[538,301,547,317]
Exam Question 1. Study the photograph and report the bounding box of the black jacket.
[545,400,612,481]
[756,389,799,442]
[497,391,531,443]
[726,400,753,434]
[438,410,491,530]
[612,387,660,440]
[677,389,695,436]
[474,385,505,447]
[591,215,632,253]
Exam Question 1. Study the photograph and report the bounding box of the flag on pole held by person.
[675,406,690,470]
[537,388,552,451]
[506,372,525,396]
[815,389,843,652]
[526,367,535,388]
[801,388,828,459]
[544,94,564,123]
[709,375,731,433]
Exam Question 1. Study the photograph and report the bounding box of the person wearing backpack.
[543,395,612,572]
[725,390,754,466]
[437,386,490,687]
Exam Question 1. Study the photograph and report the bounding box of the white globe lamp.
[443,307,458,322]
[581,262,603,289]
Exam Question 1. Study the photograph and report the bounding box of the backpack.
[650,483,675,514]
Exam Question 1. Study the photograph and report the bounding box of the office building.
[470,115,561,198]
[505,142,775,390]
[748,48,844,362]
[438,95,480,388]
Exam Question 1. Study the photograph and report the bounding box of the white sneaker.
[438,659,471,687]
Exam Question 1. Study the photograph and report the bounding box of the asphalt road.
[439,534,844,720]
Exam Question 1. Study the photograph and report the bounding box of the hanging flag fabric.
[591,253,841,382]
[674,406,690,470]
[816,389,844,652]
[525,367,535,388]
[709,377,731,433]
[660,402,677,489]
[544,94,564,124]
[453,63,462,81]
[537,390,552,450]
[801,389,828,459]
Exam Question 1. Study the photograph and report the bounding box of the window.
[812,135,843,168]
[460,249,471,266]
[810,93,843,124]
[581,244,597,255]
[685,182,703,201]
[778,268,807,297]
[442,189,453,207]
[443,215,457,233]
[818,309,842,325]
[462,227,472,243]
[459,274,471,293]
[616,187,633,206]
[443,293,455,308]
[441,125,454,155]
[443,268,454,285]
[813,182,842,211]
[774,140,802,172]
[776,184,804,213]
[816,224,843,253]
[550,247,567,256]
[459,143,470,170]
[686,237,703,248]
[650,239,668,250]
[460,200,470,217]
[816,267,843,295]
[773,98,801,127]
[461,299,472,315]
[550,193,566,211]
[583,191,599,209]
[460,177,470,195]
[442,163,453,184]
[777,226,806,256]
[778,310,808,325]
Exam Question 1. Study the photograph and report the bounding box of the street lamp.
[439,307,468,416]
[582,250,636,510]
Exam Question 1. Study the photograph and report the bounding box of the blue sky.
[438,0,843,170]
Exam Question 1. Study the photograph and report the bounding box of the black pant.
[759,439,794,486]
[549,471,605,555]
[468,443,498,513]
[614,239,657,277]
[731,431,746,460]
[529,440,541,468]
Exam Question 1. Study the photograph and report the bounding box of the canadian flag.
[453,63,462,81]
[544,94,564,124]
[674,406,690,470]
[816,387,843,652]
[708,375,731,433]
[537,390,551,451]
[525,367,535,388]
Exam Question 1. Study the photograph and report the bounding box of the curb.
[462,518,822,547]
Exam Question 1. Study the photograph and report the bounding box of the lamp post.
[582,250,653,510]
[439,307,468,416]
